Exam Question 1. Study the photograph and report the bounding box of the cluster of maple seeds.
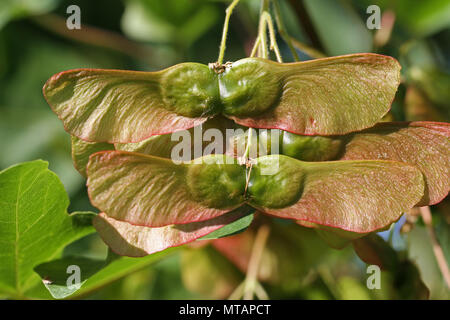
[43,0,449,258]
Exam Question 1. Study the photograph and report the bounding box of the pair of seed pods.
[44,53,449,236]
[43,53,400,144]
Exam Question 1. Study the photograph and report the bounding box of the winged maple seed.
[43,53,400,142]
[44,53,450,257]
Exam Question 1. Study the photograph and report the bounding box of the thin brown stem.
[419,206,450,288]
[217,0,241,64]
[31,14,154,64]
[254,281,269,300]
[250,36,261,57]
[272,0,300,61]
[261,12,283,62]
[290,37,327,59]
[257,10,269,58]
[228,282,244,300]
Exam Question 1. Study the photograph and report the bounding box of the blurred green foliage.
[0,0,448,299]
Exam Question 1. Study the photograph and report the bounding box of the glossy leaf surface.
[35,248,177,299]
[0,161,95,297]
[198,210,254,240]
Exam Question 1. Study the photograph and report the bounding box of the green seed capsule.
[281,132,342,161]
[248,155,305,208]
[161,63,220,117]
[186,155,246,209]
[219,58,281,117]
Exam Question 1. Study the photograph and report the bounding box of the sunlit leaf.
[34,248,177,299]
[198,210,254,240]
[0,160,95,298]
[35,257,105,299]
[303,0,372,55]
[0,0,59,29]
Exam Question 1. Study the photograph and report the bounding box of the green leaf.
[43,64,217,143]
[87,152,244,227]
[303,0,372,55]
[35,257,106,299]
[225,55,400,135]
[0,0,59,29]
[198,210,254,240]
[248,155,424,233]
[121,0,219,46]
[407,225,449,299]
[93,207,252,257]
[362,0,450,37]
[0,160,95,298]
[34,248,177,299]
